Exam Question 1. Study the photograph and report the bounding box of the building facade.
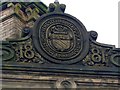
[0,2,47,40]
[1,1,120,89]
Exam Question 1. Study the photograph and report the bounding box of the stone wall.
[0,2,47,40]
[2,72,119,89]
[0,15,25,40]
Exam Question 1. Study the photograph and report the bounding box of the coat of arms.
[48,25,73,52]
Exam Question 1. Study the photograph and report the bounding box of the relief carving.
[56,79,76,89]
[1,1,120,75]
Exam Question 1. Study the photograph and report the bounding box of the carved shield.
[48,25,73,52]
[51,34,71,51]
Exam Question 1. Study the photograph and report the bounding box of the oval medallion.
[33,13,89,64]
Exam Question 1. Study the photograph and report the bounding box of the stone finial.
[47,1,66,13]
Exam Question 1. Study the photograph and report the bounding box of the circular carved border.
[33,13,89,64]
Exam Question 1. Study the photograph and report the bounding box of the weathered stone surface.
[2,73,119,88]
[1,1,120,89]
[0,2,47,40]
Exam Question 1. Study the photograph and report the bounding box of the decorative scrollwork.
[11,39,45,64]
[82,43,111,66]
[89,31,98,41]
[0,45,15,61]
[110,49,120,67]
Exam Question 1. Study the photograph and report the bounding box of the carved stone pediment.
[1,1,120,88]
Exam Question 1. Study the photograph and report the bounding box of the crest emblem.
[33,14,89,64]
[48,25,73,52]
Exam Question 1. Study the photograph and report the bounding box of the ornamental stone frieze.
[1,1,120,89]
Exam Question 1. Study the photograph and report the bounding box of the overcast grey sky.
[43,0,119,47]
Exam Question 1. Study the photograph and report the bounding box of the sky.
[42,0,119,48]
